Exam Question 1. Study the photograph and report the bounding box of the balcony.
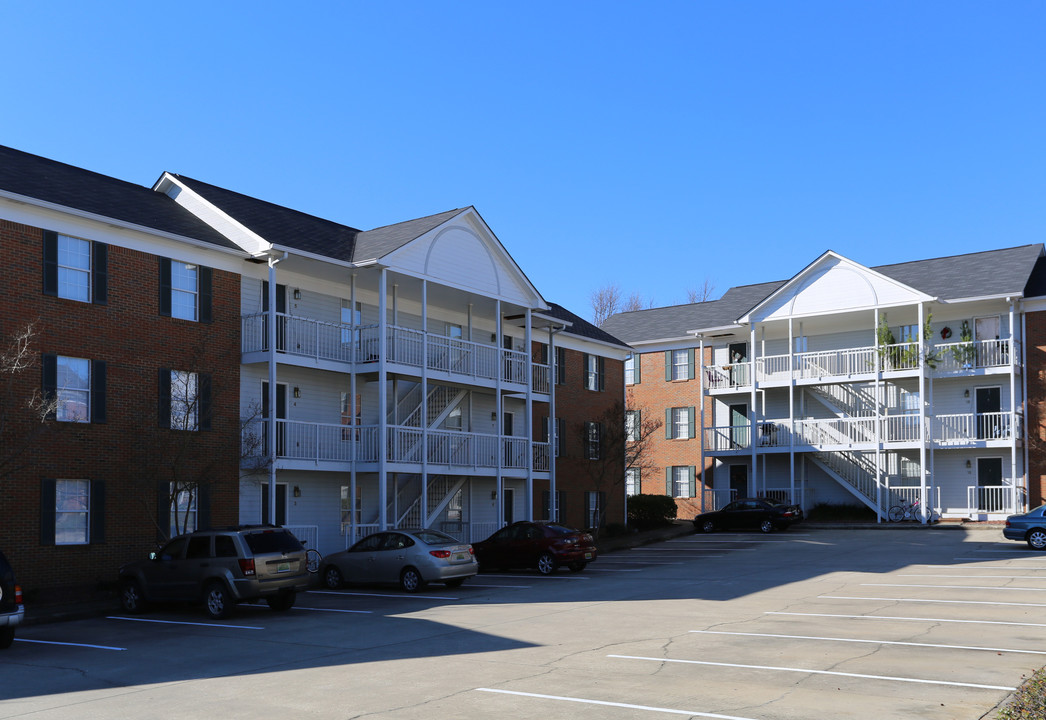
[242,312,549,393]
[933,412,1015,446]
[247,419,549,472]
[704,338,1018,392]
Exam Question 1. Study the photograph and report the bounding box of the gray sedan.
[1003,504,1046,549]
[322,529,478,592]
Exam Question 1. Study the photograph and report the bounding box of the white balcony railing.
[967,484,1023,514]
[934,412,1014,444]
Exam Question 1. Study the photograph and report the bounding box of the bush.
[805,503,877,523]
[627,494,678,530]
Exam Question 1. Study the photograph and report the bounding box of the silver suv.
[118,526,310,619]
[0,551,23,649]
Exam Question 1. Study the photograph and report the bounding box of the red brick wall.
[532,341,625,530]
[1025,308,1046,507]
[0,219,241,604]
[626,348,715,520]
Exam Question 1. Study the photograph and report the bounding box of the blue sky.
[2,2,1043,321]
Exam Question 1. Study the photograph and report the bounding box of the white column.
[495,300,503,527]
[525,308,533,521]
[421,279,429,528]
[918,303,928,522]
[266,255,280,526]
[698,337,706,513]
[378,269,388,530]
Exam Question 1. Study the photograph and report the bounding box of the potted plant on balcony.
[951,320,975,369]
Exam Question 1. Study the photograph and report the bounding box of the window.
[665,348,695,381]
[625,410,640,442]
[541,490,565,521]
[42,354,105,424]
[625,468,641,496]
[584,354,605,391]
[159,258,212,323]
[667,466,696,498]
[158,368,212,431]
[170,483,198,537]
[794,336,808,354]
[43,232,107,304]
[899,324,918,343]
[340,485,363,532]
[585,421,602,460]
[585,491,607,529]
[56,356,90,423]
[447,405,463,431]
[665,406,696,440]
[40,478,104,546]
[341,300,362,343]
[625,354,641,385]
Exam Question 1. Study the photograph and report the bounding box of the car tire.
[444,578,465,588]
[568,562,587,573]
[400,567,426,593]
[1027,529,1046,551]
[0,627,13,649]
[537,553,556,575]
[204,581,234,619]
[266,590,296,611]
[324,565,344,589]
[120,579,146,614]
[759,519,775,534]
[700,519,715,533]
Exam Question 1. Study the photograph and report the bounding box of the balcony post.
[525,308,533,521]
[266,253,282,526]
[421,279,429,529]
[749,323,757,496]
[698,336,706,513]
[378,268,388,531]
[495,299,503,527]
[918,302,928,522]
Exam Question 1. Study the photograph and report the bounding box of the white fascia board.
[936,293,1024,304]
[1022,297,1046,312]
[689,324,743,337]
[552,332,631,359]
[531,312,569,328]
[154,173,270,256]
[383,263,548,311]
[266,243,366,270]
[0,190,248,269]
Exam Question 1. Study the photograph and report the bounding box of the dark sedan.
[694,497,803,533]
[1003,504,1046,550]
[473,521,596,574]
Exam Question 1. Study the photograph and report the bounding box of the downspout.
[266,251,286,526]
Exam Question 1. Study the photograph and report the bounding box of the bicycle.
[888,500,938,523]
[305,548,322,574]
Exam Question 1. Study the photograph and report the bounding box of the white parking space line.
[669,539,805,543]
[865,582,1046,592]
[820,595,1046,608]
[768,611,1046,629]
[466,584,532,588]
[596,560,683,565]
[953,559,1046,565]
[689,630,1046,656]
[475,688,760,720]
[608,655,1016,691]
[107,616,263,630]
[584,568,646,572]
[899,574,1046,579]
[478,574,589,581]
[15,638,126,651]
[307,590,457,600]
[287,606,373,614]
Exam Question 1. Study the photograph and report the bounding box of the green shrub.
[603,522,630,538]
[627,494,678,530]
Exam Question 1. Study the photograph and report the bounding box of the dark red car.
[474,521,597,574]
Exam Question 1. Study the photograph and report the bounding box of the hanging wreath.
[940,326,952,340]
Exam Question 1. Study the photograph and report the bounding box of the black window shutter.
[43,231,58,295]
[687,349,695,380]
[665,350,673,381]
[634,353,641,384]
[688,467,697,499]
[199,373,213,431]
[159,258,172,316]
[90,480,105,543]
[42,353,57,420]
[157,368,171,428]
[665,408,673,439]
[556,347,566,384]
[91,360,106,424]
[199,266,213,323]
[582,353,590,388]
[541,416,549,443]
[92,242,108,305]
[665,467,673,496]
[596,422,604,459]
[198,483,211,531]
[541,490,550,520]
[598,357,605,391]
[40,479,56,545]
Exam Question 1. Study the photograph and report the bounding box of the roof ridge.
[872,243,1042,269]
[360,206,467,233]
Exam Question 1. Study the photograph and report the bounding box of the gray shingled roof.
[546,303,631,348]
[603,245,1045,345]
[354,208,467,261]
[0,145,240,250]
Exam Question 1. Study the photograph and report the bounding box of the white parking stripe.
[107,616,263,630]
[596,560,683,565]
[584,568,647,572]
[689,630,1046,655]
[820,595,1046,607]
[466,584,532,588]
[287,606,372,614]
[307,590,457,600]
[16,638,126,651]
[768,611,1046,628]
[478,574,589,581]
[953,559,1046,564]
[475,688,760,720]
[608,654,1015,691]
[899,574,1046,579]
[865,583,1046,592]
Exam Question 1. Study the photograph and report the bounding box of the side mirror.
[149,552,159,561]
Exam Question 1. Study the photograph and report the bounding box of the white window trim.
[171,261,199,322]
[57,234,91,302]
[56,355,91,423]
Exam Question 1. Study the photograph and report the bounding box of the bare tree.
[0,323,55,483]
[575,392,663,533]
[686,277,717,304]
[622,292,652,313]
[590,283,623,327]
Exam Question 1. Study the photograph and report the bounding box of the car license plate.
[584,552,593,560]
[453,552,467,561]
[277,562,290,573]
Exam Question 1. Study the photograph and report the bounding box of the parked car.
[118,525,310,619]
[473,521,597,574]
[1003,505,1046,550]
[0,551,23,649]
[694,497,804,533]
[322,529,478,592]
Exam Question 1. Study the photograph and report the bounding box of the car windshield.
[243,530,303,554]
[412,530,459,545]
[545,524,577,535]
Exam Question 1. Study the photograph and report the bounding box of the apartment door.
[502,487,515,525]
[729,403,748,448]
[261,482,288,525]
[728,342,748,386]
[976,457,1003,512]
[975,316,1001,366]
[262,282,287,352]
[729,465,748,503]
[975,387,1002,440]
[262,382,287,456]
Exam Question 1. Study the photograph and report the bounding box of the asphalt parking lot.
[1,527,1041,719]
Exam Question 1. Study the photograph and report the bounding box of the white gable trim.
[153,173,271,256]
